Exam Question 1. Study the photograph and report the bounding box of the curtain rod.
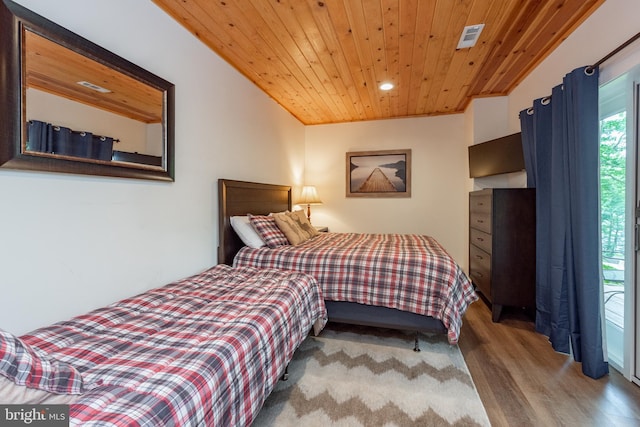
[592,31,640,68]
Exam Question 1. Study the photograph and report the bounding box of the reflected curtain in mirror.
[27,120,114,161]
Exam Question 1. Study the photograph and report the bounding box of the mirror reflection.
[24,29,165,169]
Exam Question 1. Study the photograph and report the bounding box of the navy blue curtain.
[25,120,114,161]
[519,66,608,379]
[27,120,53,152]
[51,126,73,156]
[90,136,114,161]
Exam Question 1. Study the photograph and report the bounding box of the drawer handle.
[476,219,484,224]
[475,255,483,260]
[478,202,484,206]
[473,272,483,278]
[476,237,484,242]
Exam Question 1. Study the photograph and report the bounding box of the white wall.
[468,96,509,144]
[1,0,305,335]
[304,115,469,268]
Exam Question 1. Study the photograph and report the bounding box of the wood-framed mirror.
[0,0,175,181]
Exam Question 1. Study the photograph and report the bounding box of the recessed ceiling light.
[379,82,394,91]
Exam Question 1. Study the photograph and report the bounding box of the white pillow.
[230,216,266,248]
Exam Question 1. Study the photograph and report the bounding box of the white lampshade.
[299,186,322,205]
[299,186,322,224]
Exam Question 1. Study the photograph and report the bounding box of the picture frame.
[346,149,411,198]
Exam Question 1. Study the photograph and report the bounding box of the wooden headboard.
[217,179,292,265]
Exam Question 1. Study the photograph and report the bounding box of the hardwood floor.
[458,300,640,427]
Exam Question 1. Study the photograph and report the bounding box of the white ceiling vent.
[77,80,112,93]
[457,24,485,49]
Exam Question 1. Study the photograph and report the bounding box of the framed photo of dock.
[346,149,411,198]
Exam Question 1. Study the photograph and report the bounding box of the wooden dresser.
[469,188,536,322]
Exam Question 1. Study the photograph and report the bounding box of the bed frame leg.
[414,333,421,352]
[281,365,289,381]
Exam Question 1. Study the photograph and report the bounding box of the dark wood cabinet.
[469,188,536,322]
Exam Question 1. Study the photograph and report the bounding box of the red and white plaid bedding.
[234,233,476,344]
[20,265,326,426]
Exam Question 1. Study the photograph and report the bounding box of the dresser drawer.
[469,244,491,298]
[470,228,492,254]
[469,211,492,233]
[469,194,492,214]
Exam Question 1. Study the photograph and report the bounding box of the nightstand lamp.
[299,185,322,224]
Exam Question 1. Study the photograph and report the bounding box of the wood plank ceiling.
[153,0,604,125]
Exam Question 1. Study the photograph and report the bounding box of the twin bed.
[1,178,476,426]
[2,265,325,426]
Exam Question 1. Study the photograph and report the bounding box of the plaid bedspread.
[20,265,326,426]
[234,233,476,344]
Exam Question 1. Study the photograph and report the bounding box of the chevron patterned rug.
[253,324,490,427]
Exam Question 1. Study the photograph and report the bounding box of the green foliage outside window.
[600,112,626,280]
